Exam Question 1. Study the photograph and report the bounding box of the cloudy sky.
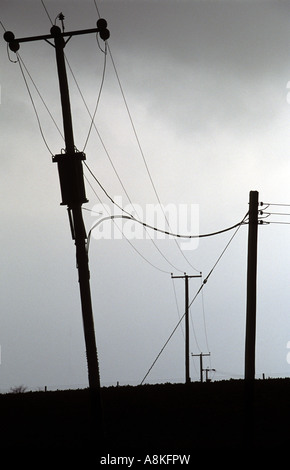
[1,0,290,390]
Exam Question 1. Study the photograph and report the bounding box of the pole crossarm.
[171,274,202,279]
[8,27,100,44]
[3,18,110,52]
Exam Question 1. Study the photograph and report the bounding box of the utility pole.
[171,273,201,384]
[191,352,211,383]
[244,190,259,448]
[245,190,259,381]
[4,18,111,444]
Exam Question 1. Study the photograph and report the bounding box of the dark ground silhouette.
[0,378,289,450]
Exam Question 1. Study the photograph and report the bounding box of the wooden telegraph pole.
[245,190,259,381]
[4,18,111,444]
[171,273,202,384]
[244,190,259,447]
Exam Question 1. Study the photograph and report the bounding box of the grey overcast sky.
[1,0,290,390]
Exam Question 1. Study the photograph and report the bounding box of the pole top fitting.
[50,25,62,37]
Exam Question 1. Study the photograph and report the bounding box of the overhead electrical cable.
[16,53,55,156]
[93,0,102,18]
[85,187,172,275]
[189,305,202,353]
[29,2,184,274]
[40,0,53,25]
[82,41,108,152]
[62,34,185,274]
[83,170,172,274]
[64,59,134,207]
[171,277,185,339]
[201,275,211,355]
[18,54,64,140]
[107,44,199,273]
[84,165,186,273]
[87,212,248,247]
[84,161,133,217]
[92,0,200,273]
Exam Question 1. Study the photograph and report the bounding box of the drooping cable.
[18,54,64,140]
[107,44,199,273]
[16,53,55,156]
[64,39,184,273]
[87,210,248,245]
[200,274,210,355]
[82,41,108,152]
[85,186,172,275]
[171,277,185,339]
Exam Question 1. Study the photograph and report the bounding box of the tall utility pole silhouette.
[245,190,259,381]
[244,190,259,448]
[191,352,211,383]
[171,273,201,384]
[4,18,111,442]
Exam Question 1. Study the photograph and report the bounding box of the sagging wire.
[91,0,200,273]
[16,53,55,156]
[82,41,108,152]
[86,199,172,276]
[87,212,249,252]
[108,44,200,273]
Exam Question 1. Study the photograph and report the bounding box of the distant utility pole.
[204,367,215,382]
[171,273,202,384]
[4,18,111,442]
[191,352,211,383]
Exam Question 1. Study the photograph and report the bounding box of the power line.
[16,53,55,156]
[40,0,53,25]
[93,0,102,19]
[82,41,108,152]
[62,34,185,274]
[261,202,290,207]
[171,277,185,339]
[87,212,248,246]
[18,54,64,140]
[200,275,210,355]
[84,161,133,217]
[107,44,199,273]
[85,190,172,275]
[92,0,200,273]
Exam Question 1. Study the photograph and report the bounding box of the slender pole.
[245,190,259,381]
[172,273,201,384]
[52,26,102,438]
[200,353,203,383]
[53,28,75,153]
[185,275,190,385]
[244,190,259,448]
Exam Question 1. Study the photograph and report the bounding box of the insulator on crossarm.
[97,18,110,41]
[3,31,20,52]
